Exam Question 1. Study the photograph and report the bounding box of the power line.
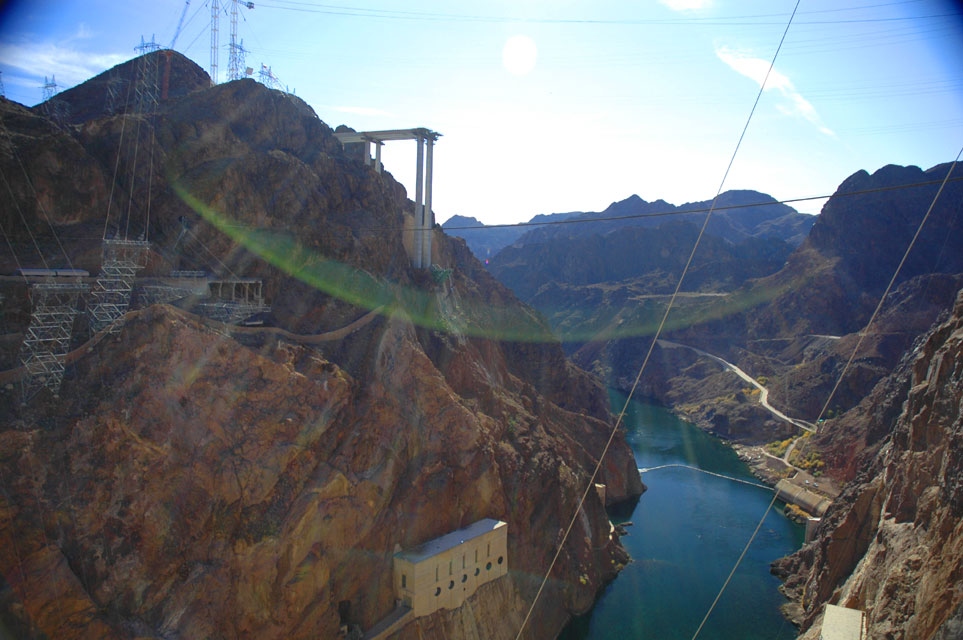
[813,148,962,428]
[257,0,956,25]
[690,491,781,640]
[514,3,802,638]
[440,175,963,232]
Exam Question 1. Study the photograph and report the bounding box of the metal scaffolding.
[88,239,150,334]
[18,280,88,402]
[136,284,196,307]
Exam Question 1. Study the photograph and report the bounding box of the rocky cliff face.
[0,52,642,639]
[773,289,963,639]
[511,163,963,448]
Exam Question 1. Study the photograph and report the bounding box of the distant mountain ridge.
[506,189,814,249]
[442,211,578,259]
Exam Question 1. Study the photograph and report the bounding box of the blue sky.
[1,0,961,224]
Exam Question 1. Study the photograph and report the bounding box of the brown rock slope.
[0,53,642,639]
[773,288,963,639]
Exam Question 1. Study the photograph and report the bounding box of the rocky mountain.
[492,219,794,301]
[0,51,642,639]
[773,289,963,639]
[500,189,813,248]
[489,163,963,444]
[441,212,578,261]
[482,190,814,346]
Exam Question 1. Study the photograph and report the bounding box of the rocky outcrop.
[491,220,794,302]
[513,163,963,448]
[0,53,642,639]
[773,288,963,639]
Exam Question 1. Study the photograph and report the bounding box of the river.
[560,395,803,640]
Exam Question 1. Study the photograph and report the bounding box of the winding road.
[657,339,816,434]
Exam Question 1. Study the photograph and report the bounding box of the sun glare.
[502,35,537,76]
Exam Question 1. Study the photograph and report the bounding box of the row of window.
[431,556,504,596]
[435,543,497,581]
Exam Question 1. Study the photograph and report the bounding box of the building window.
[475,549,478,563]
[402,574,407,589]
[462,574,468,583]
[486,562,492,571]
[487,542,490,557]
[475,567,480,576]
[436,566,439,581]
[498,556,504,565]
[462,555,466,569]
[435,587,441,596]
[449,560,453,576]
[449,580,454,590]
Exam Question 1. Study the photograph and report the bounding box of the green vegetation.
[765,437,794,457]
[430,264,453,284]
[790,448,825,472]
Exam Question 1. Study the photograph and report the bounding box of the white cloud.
[74,23,94,40]
[659,0,711,10]
[716,46,834,137]
[0,40,127,94]
[331,105,394,117]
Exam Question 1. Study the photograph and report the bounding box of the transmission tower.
[134,36,161,113]
[228,39,250,81]
[210,0,219,84]
[39,76,70,127]
[0,71,5,98]
[257,64,286,92]
[104,70,124,114]
[226,1,255,81]
[18,279,89,402]
[41,75,58,102]
[88,239,150,334]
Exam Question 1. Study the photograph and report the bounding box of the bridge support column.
[422,137,434,268]
[413,135,425,269]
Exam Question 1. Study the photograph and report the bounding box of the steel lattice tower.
[134,37,161,114]
[18,280,88,402]
[88,239,150,334]
[104,70,124,115]
[227,1,254,81]
[40,75,58,102]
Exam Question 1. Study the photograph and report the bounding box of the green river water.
[559,394,804,640]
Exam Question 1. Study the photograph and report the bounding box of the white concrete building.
[393,518,508,618]
[820,604,866,640]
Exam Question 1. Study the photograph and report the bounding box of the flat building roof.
[397,518,506,564]
[820,604,866,640]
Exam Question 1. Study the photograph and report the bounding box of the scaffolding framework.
[210,0,220,84]
[18,280,88,402]
[88,239,150,334]
[136,284,195,307]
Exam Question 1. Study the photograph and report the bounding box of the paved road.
[657,339,816,433]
